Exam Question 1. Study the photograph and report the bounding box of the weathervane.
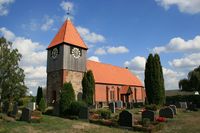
[67,7,71,20]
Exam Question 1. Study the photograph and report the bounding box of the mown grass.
[0,109,200,133]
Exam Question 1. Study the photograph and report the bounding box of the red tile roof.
[48,19,88,49]
[87,60,143,87]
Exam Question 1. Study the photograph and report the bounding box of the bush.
[18,97,30,107]
[97,109,111,119]
[67,101,87,116]
[145,104,158,111]
[60,82,75,116]
[38,97,46,113]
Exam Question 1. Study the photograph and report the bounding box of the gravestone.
[11,102,18,117]
[53,102,60,116]
[159,107,174,118]
[188,103,198,111]
[127,102,133,109]
[79,106,89,119]
[169,105,177,115]
[179,102,187,109]
[116,101,123,108]
[142,110,155,121]
[21,108,31,122]
[119,110,134,127]
[109,102,115,113]
[2,102,9,113]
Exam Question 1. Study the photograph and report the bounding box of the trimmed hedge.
[145,104,158,111]
[166,95,200,108]
[97,109,111,119]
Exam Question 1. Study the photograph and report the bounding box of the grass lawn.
[0,109,200,133]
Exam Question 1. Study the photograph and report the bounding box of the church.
[46,18,145,107]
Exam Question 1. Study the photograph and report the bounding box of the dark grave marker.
[11,102,18,117]
[159,107,174,118]
[119,110,134,127]
[79,106,89,119]
[20,108,31,122]
[142,110,155,121]
[109,102,115,113]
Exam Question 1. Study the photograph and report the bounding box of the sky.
[0,0,200,95]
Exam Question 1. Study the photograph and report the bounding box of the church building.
[46,18,145,107]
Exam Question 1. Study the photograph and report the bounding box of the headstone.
[188,103,198,111]
[79,106,89,119]
[142,110,155,121]
[109,102,115,113]
[53,102,60,116]
[119,110,134,127]
[2,102,9,113]
[169,105,177,115]
[179,102,187,109]
[11,102,18,117]
[27,102,36,111]
[116,101,123,108]
[127,102,133,109]
[21,108,31,122]
[159,107,174,118]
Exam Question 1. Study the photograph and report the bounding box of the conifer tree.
[36,86,43,105]
[39,97,46,113]
[145,53,165,105]
[59,82,75,115]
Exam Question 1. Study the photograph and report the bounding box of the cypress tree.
[82,70,95,106]
[144,54,154,104]
[59,82,75,115]
[87,70,95,105]
[39,97,46,113]
[36,86,43,105]
[145,54,165,105]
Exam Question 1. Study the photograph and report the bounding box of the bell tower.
[46,18,88,104]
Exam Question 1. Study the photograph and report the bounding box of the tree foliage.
[36,86,43,105]
[144,53,165,105]
[82,70,95,106]
[0,37,27,111]
[59,82,75,115]
[179,66,200,92]
[39,97,46,113]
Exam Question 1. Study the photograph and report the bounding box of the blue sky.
[1,0,200,95]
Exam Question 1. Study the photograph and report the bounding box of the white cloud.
[94,47,106,55]
[124,56,146,72]
[155,0,200,14]
[152,35,200,53]
[77,26,105,43]
[0,27,15,40]
[41,16,54,31]
[88,56,100,62]
[0,0,14,16]
[0,27,47,95]
[162,67,185,89]
[169,53,200,69]
[107,46,129,54]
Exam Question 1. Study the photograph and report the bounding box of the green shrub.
[38,97,46,113]
[60,82,75,116]
[145,104,158,111]
[97,109,111,119]
[18,97,30,107]
[67,101,87,116]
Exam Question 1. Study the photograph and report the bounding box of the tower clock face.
[71,47,81,59]
[51,48,58,59]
